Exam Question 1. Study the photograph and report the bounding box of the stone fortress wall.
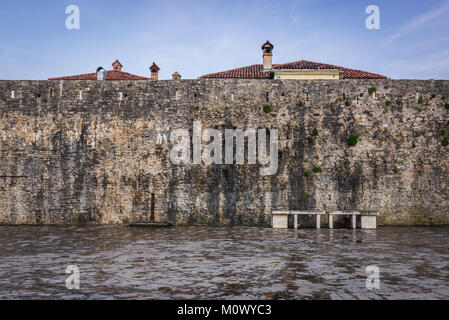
[0,79,448,225]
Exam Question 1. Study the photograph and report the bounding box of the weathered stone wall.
[0,79,448,225]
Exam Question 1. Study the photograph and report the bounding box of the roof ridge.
[201,64,264,78]
[276,59,343,69]
[275,59,305,66]
[200,59,386,79]
[49,69,149,80]
[338,65,385,77]
[292,59,386,77]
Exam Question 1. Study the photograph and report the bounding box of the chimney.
[112,59,123,71]
[262,41,274,70]
[172,72,181,80]
[150,62,160,81]
[96,67,105,80]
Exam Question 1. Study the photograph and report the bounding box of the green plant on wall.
[368,87,377,95]
[312,128,319,136]
[297,101,304,107]
[385,100,392,106]
[263,104,271,113]
[443,136,449,147]
[312,165,321,173]
[445,103,449,110]
[396,99,402,105]
[345,100,351,106]
[418,96,424,104]
[347,133,360,146]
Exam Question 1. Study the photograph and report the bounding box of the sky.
[1,0,449,80]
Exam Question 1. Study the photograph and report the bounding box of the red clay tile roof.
[201,59,386,79]
[48,70,149,80]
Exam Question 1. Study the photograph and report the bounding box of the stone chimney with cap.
[112,59,123,71]
[262,41,274,71]
[172,72,181,80]
[150,62,160,81]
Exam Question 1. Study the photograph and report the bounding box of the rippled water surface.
[0,225,448,299]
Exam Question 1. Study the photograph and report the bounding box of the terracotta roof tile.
[201,60,386,79]
[48,70,149,81]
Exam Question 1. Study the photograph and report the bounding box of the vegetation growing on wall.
[442,122,449,146]
[312,165,321,173]
[335,168,344,174]
[347,133,360,146]
[443,136,449,147]
[263,104,271,113]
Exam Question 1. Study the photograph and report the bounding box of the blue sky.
[1,0,449,80]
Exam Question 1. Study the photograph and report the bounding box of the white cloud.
[389,2,449,42]
[383,48,449,79]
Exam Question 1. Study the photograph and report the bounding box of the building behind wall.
[201,41,387,80]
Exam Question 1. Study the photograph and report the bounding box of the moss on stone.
[347,133,360,146]
[312,165,321,173]
[442,136,449,147]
